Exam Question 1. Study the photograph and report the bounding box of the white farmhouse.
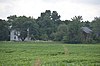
[10,30,21,41]
[10,29,31,41]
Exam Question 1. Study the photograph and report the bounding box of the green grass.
[0,41,100,66]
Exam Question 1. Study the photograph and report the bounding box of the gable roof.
[81,27,92,33]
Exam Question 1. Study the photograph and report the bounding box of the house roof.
[81,27,92,33]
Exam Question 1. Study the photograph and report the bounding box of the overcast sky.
[0,0,100,21]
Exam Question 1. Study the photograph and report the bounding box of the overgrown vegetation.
[0,42,100,66]
[0,10,100,43]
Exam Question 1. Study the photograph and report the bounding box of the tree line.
[0,10,100,43]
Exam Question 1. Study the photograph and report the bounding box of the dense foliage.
[0,19,9,41]
[0,10,100,43]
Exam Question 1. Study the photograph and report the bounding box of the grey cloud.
[0,0,16,4]
[85,0,100,4]
[71,0,100,5]
[42,0,66,3]
[0,0,12,3]
[43,0,100,5]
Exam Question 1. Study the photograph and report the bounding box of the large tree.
[52,24,68,41]
[36,10,62,40]
[0,19,9,41]
[92,17,100,42]
[63,16,82,43]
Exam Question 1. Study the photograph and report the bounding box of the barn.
[81,27,92,43]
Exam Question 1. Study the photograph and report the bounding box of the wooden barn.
[81,27,92,43]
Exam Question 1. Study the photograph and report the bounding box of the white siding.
[10,30,19,41]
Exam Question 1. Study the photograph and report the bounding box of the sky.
[0,0,100,21]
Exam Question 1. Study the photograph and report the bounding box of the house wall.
[10,30,19,41]
[10,30,31,41]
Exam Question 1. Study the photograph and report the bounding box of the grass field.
[0,41,100,66]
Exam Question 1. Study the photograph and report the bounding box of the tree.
[7,15,17,27]
[51,11,60,21]
[29,19,39,40]
[7,15,39,41]
[0,19,9,41]
[37,10,53,40]
[51,11,61,32]
[62,20,72,25]
[92,17,100,42]
[63,16,82,43]
[71,16,83,22]
[40,34,48,41]
[53,24,68,41]
[36,10,62,40]
[81,21,91,28]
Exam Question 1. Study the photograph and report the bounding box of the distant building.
[10,30,31,41]
[81,27,92,43]
[81,27,92,34]
[10,30,20,41]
